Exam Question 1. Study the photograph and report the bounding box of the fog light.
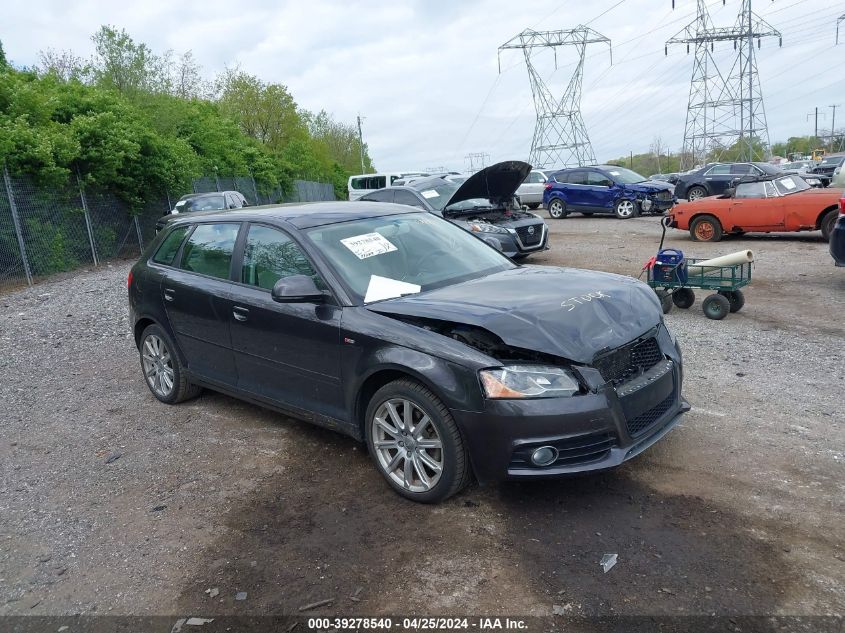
[531,446,558,466]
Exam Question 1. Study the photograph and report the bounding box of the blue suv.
[543,165,676,220]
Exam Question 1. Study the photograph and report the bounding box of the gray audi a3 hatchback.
[128,202,688,502]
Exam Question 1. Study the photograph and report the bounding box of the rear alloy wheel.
[702,293,731,320]
[672,287,696,309]
[821,209,837,241]
[690,215,723,242]
[139,324,201,404]
[614,199,638,219]
[719,289,745,313]
[548,198,568,219]
[686,186,708,201]
[366,379,469,503]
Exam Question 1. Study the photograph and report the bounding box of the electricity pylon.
[837,13,844,45]
[499,27,611,169]
[667,1,781,168]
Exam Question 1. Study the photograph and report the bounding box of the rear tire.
[702,293,730,320]
[690,215,723,242]
[719,289,745,313]
[365,378,470,503]
[548,198,568,219]
[139,324,201,404]
[672,288,695,309]
[528,203,540,210]
[821,209,837,241]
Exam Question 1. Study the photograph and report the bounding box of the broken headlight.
[479,365,579,399]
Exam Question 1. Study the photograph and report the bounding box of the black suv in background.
[810,153,845,179]
[675,162,825,200]
[361,161,548,259]
[128,203,687,502]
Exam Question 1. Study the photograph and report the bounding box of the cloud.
[2,0,841,171]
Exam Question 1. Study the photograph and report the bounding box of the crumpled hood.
[369,266,663,363]
[624,181,674,194]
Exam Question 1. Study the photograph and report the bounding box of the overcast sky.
[3,0,843,172]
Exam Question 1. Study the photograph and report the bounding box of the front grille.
[510,432,615,469]
[515,223,543,246]
[593,336,663,385]
[627,390,675,437]
[655,190,672,201]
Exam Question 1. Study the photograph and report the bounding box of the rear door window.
[365,189,394,202]
[705,165,732,176]
[566,170,588,185]
[152,226,190,266]
[179,223,240,280]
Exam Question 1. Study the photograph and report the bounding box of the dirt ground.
[1,214,843,627]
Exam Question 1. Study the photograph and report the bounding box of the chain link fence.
[0,167,336,291]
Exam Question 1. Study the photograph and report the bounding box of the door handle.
[163,288,175,302]
[233,306,249,322]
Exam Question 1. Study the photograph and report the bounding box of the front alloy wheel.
[366,379,469,503]
[372,398,443,494]
[615,199,638,219]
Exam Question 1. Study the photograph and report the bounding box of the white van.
[347,172,428,200]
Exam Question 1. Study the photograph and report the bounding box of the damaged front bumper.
[451,331,689,483]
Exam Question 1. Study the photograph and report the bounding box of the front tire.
[702,293,730,320]
[686,186,708,201]
[614,199,638,219]
[548,198,568,219]
[139,324,201,404]
[365,379,470,503]
[690,215,723,242]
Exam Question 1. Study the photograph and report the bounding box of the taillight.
[544,183,553,190]
[839,197,844,215]
[127,270,133,289]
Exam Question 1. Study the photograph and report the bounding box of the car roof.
[163,201,419,230]
[177,191,240,201]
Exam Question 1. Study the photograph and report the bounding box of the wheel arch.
[354,365,458,442]
[816,205,839,229]
[133,317,156,349]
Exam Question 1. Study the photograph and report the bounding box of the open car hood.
[368,266,663,364]
[445,161,532,208]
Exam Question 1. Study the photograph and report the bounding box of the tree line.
[0,27,375,208]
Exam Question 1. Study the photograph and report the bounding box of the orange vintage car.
[667,174,844,242]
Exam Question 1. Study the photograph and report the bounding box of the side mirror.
[271,275,325,303]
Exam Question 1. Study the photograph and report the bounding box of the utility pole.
[356,114,366,173]
[807,108,824,140]
[837,13,844,45]
[830,104,840,149]
[667,1,781,167]
[499,27,612,168]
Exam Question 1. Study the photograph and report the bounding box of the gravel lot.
[1,214,843,622]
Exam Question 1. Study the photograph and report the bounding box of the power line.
[499,27,612,168]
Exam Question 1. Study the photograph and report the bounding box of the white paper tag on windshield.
[781,178,796,190]
[421,190,439,199]
[364,276,421,303]
[340,233,398,259]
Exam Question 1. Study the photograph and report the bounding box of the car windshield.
[409,180,491,212]
[604,167,647,184]
[773,175,811,196]
[820,156,843,166]
[186,196,225,211]
[304,212,514,304]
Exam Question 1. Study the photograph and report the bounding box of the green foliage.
[0,27,374,208]
[0,40,7,69]
[24,213,82,275]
